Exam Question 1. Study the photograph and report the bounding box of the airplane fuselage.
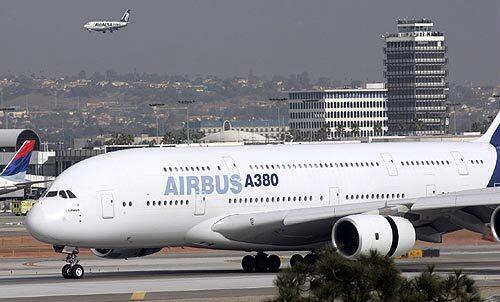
[84,21,127,32]
[27,141,496,251]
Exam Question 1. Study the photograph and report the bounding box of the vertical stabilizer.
[120,9,131,22]
[0,140,35,180]
[477,111,500,146]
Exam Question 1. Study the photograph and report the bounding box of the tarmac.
[2,213,500,301]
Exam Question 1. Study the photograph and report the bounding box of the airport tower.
[384,19,448,135]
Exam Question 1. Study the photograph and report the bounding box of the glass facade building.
[384,19,448,135]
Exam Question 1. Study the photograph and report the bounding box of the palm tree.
[350,122,360,137]
[335,124,345,138]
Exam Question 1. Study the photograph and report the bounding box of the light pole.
[268,98,287,142]
[149,103,166,139]
[178,100,196,144]
[0,107,15,129]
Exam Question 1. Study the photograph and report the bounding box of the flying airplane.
[83,9,131,33]
[26,112,500,279]
[0,140,50,196]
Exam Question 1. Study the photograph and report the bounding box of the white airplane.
[0,140,50,196]
[26,112,500,279]
[83,9,131,33]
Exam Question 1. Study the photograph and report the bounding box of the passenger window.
[46,191,57,197]
[66,191,77,199]
[59,191,68,199]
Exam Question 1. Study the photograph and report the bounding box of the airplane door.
[222,156,239,175]
[426,184,436,196]
[194,195,206,216]
[380,153,398,176]
[329,187,340,206]
[100,193,114,219]
[450,151,469,175]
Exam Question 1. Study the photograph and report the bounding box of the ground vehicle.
[12,199,36,216]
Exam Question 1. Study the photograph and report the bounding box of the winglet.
[476,111,500,146]
[0,140,36,180]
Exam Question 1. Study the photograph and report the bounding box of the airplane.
[0,140,51,196]
[83,9,131,33]
[26,111,500,279]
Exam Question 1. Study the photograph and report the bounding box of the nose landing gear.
[57,246,84,279]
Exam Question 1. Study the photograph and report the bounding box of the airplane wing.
[209,187,500,246]
[0,179,53,195]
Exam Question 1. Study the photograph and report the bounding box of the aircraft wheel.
[267,254,281,272]
[241,255,255,273]
[254,253,268,272]
[304,253,318,265]
[290,254,304,267]
[71,264,84,279]
[62,264,72,279]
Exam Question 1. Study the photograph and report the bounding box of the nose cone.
[84,23,90,29]
[26,201,60,244]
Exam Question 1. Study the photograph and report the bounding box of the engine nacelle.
[490,206,500,243]
[90,248,162,259]
[332,214,415,259]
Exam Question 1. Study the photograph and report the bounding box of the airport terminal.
[1,7,500,302]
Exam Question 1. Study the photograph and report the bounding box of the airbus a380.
[26,112,500,279]
[83,9,130,33]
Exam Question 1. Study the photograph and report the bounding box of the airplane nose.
[26,201,59,243]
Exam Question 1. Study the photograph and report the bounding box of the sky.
[0,0,499,84]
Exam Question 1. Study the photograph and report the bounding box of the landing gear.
[290,252,318,267]
[241,252,281,273]
[60,246,84,279]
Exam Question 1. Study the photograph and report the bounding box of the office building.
[288,83,388,139]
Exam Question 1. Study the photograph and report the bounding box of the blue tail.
[478,112,500,187]
[0,140,35,180]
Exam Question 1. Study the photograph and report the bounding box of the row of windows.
[290,110,387,120]
[229,195,323,204]
[146,200,190,206]
[248,162,381,170]
[289,91,386,101]
[291,120,387,129]
[345,192,404,200]
[164,166,222,172]
[290,100,386,110]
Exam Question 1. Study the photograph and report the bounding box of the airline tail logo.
[120,9,131,22]
[0,140,36,180]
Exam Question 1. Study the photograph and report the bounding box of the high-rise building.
[384,19,448,135]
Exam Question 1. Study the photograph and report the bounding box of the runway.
[2,245,500,301]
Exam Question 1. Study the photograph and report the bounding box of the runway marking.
[130,291,146,301]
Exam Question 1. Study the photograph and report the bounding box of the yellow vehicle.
[11,199,36,216]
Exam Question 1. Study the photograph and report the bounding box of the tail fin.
[120,9,131,22]
[477,111,500,146]
[0,140,35,180]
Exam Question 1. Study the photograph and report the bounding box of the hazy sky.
[1,0,499,84]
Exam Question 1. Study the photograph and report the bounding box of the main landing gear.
[290,252,318,267]
[58,246,84,279]
[241,252,281,273]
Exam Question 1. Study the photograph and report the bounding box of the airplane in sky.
[26,112,500,279]
[83,9,131,33]
[0,140,50,196]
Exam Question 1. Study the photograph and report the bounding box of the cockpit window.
[46,191,57,197]
[59,191,68,199]
[66,190,77,199]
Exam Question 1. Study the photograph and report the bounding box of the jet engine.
[490,206,500,243]
[332,214,415,259]
[90,248,162,259]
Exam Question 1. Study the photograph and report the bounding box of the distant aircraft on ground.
[83,9,131,33]
[0,140,51,196]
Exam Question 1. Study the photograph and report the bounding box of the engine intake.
[91,248,162,259]
[490,206,500,243]
[332,214,415,259]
